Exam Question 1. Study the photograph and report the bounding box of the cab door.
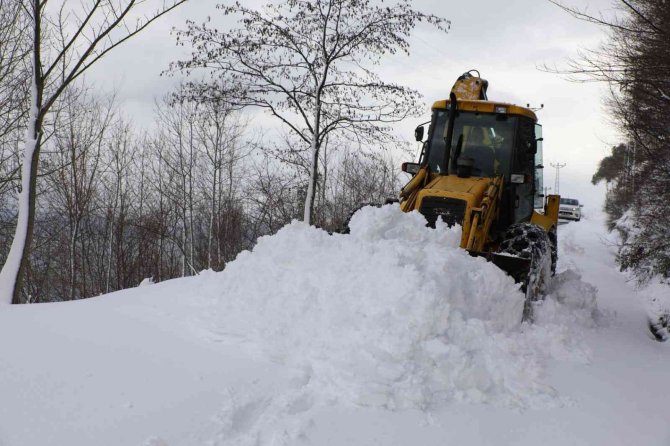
[513,118,537,222]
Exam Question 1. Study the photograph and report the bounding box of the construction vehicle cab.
[399,71,560,321]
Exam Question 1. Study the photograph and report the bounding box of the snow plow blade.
[469,251,531,284]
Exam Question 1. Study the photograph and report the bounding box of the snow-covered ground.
[0,206,668,446]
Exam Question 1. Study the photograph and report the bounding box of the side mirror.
[414,125,425,142]
[528,137,542,155]
[401,162,420,175]
[579,204,584,208]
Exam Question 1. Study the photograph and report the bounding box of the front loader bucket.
[469,251,531,284]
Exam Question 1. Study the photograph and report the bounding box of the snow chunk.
[138,277,155,287]
[537,269,602,329]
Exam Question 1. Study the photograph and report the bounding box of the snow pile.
[197,205,599,410]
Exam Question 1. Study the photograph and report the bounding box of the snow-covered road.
[0,208,667,446]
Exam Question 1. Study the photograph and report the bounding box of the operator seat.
[464,146,495,176]
[463,128,495,176]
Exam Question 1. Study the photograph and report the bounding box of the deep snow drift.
[1,206,667,446]
[196,205,599,411]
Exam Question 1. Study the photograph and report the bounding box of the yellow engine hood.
[409,175,496,248]
[416,175,491,208]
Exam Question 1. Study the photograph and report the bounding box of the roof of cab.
[431,99,538,122]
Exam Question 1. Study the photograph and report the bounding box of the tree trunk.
[303,109,321,225]
[0,1,43,304]
[188,122,195,273]
[69,220,78,299]
[0,127,42,304]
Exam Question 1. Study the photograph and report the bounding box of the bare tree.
[191,100,248,269]
[103,122,135,293]
[171,0,448,225]
[153,97,200,276]
[246,154,304,237]
[0,0,29,198]
[45,86,116,299]
[0,0,188,304]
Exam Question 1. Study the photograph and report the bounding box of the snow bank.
[197,205,600,411]
[644,277,670,319]
[611,211,670,335]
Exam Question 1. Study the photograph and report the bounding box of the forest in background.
[0,0,444,303]
[0,3,412,303]
[579,0,670,289]
[7,0,668,305]
[0,81,403,302]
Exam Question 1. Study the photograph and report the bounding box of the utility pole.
[550,162,566,195]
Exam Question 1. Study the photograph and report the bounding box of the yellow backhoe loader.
[400,70,560,321]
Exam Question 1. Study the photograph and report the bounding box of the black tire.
[498,223,553,322]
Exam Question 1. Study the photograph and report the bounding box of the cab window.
[424,110,516,178]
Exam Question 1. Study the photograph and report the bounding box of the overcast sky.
[86,0,621,210]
